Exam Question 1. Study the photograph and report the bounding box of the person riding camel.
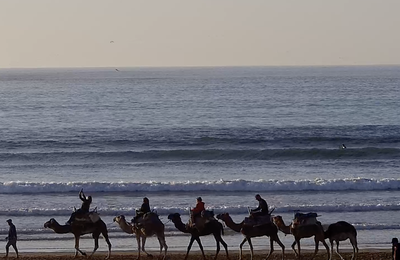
[67,189,93,224]
[133,197,151,225]
[190,197,205,227]
[250,194,269,218]
[79,189,92,213]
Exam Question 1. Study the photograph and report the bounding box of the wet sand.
[6,249,392,260]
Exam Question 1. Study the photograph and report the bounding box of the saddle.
[74,211,100,223]
[201,210,215,219]
[244,214,271,226]
[189,210,215,230]
[293,212,319,227]
[133,212,161,227]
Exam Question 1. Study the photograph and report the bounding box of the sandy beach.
[5,249,392,260]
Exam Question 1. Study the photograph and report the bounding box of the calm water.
[0,66,400,254]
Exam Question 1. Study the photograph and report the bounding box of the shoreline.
[5,248,393,260]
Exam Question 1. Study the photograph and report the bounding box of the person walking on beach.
[5,219,18,259]
[250,194,269,218]
[393,238,400,260]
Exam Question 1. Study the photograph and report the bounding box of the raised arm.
[79,189,86,201]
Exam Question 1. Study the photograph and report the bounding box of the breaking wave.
[2,202,400,217]
[1,147,400,162]
[1,177,400,194]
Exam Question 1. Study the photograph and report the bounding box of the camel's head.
[272,215,285,227]
[113,215,126,224]
[167,213,181,222]
[44,218,57,228]
[216,212,230,221]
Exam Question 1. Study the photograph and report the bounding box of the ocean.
[0,66,400,254]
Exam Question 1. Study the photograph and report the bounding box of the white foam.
[1,177,400,193]
[1,202,400,217]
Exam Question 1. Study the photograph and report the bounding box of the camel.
[324,221,358,260]
[167,213,229,260]
[216,212,285,260]
[113,214,168,260]
[273,215,330,260]
[44,218,111,259]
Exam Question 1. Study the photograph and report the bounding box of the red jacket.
[191,201,205,214]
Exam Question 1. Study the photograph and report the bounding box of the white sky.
[1,0,399,68]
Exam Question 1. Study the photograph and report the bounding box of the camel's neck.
[119,220,134,234]
[50,222,72,234]
[277,221,291,235]
[222,217,243,233]
[173,220,190,234]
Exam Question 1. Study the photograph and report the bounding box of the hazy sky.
[1,0,399,68]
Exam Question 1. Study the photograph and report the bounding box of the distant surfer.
[341,144,347,149]
[115,68,119,72]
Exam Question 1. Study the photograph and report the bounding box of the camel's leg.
[335,241,345,260]
[239,238,247,260]
[195,237,206,260]
[88,236,99,258]
[213,238,221,260]
[184,237,202,260]
[265,237,274,260]
[291,240,299,258]
[272,234,285,260]
[157,236,163,258]
[329,240,334,260]
[310,237,319,260]
[322,239,330,260]
[350,236,359,260]
[136,236,141,260]
[297,240,302,260]
[74,235,87,257]
[219,236,229,260]
[102,233,112,260]
[157,235,168,260]
[247,238,254,260]
[141,237,153,257]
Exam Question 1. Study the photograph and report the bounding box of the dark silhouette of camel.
[44,218,111,259]
[325,221,358,260]
[216,212,284,260]
[113,214,167,260]
[273,215,330,260]
[167,213,229,260]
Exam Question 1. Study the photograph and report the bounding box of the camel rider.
[79,189,92,213]
[250,194,269,218]
[133,197,151,225]
[67,189,93,224]
[190,197,205,227]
